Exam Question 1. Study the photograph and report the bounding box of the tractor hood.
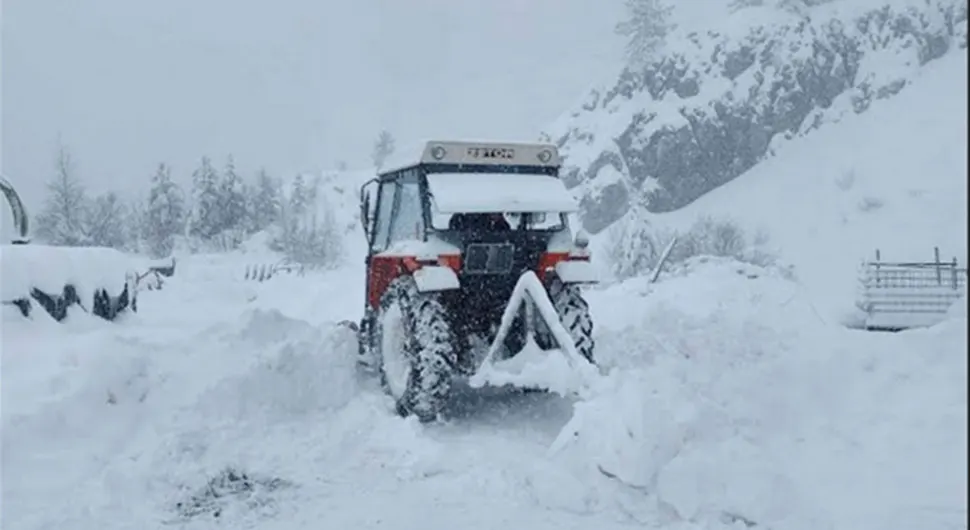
[426,173,579,214]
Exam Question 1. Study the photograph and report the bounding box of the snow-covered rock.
[544,0,967,232]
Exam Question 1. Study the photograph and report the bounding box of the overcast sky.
[1,0,624,213]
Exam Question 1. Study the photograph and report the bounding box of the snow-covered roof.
[382,140,560,175]
[426,173,579,214]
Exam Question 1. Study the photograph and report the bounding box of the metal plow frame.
[1,174,30,243]
[468,270,598,394]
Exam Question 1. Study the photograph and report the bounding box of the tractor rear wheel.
[374,276,457,422]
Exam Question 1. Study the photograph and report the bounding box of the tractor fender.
[412,265,460,292]
[554,260,599,284]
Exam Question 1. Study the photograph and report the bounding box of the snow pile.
[0,244,137,302]
[192,308,361,421]
[544,0,966,232]
[555,258,967,529]
[1,276,367,529]
[3,238,965,528]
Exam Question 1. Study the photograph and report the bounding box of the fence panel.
[859,249,966,330]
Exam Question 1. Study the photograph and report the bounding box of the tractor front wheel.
[540,278,595,364]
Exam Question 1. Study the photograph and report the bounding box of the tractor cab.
[356,140,597,421]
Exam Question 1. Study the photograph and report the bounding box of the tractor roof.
[380,140,561,175]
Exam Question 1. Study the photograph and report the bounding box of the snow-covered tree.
[188,156,221,239]
[372,130,396,170]
[248,168,282,233]
[615,0,675,67]
[34,145,89,246]
[144,162,186,257]
[289,174,310,217]
[124,195,148,253]
[84,191,127,249]
[270,175,340,267]
[218,155,247,233]
[729,0,835,14]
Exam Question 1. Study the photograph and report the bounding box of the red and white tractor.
[354,140,599,421]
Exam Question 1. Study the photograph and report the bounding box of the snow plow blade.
[469,271,599,396]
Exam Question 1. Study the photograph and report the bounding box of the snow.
[379,238,461,257]
[426,173,579,214]
[2,11,966,529]
[559,257,967,529]
[622,47,968,325]
[554,259,599,284]
[412,265,460,292]
[0,244,139,303]
[546,0,966,233]
[2,243,965,529]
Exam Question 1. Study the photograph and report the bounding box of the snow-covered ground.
[3,247,965,529]
[3,19,965,530]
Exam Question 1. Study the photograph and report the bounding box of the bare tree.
[34,145,89,246]
[85,191,127,248]
[372,130,396,170]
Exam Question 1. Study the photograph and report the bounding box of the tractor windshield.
[431,211,564,232]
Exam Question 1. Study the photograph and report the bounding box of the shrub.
[268,193,341,269]
[607,214,778,281]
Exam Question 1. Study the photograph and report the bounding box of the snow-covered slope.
[3,251,965,529]
[544,0,967,233]
[610,45,967,321]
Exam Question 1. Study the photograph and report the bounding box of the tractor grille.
[463,243,515,275]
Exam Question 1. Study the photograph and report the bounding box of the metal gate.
[858,248,966,331]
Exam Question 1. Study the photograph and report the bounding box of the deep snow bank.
[1,293,365,529]
[544,0,967,232]
[566,257,967,529]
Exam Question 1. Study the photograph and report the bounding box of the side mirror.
[574,228,590,249]
[360,194,371,234]
[359,179,377,236]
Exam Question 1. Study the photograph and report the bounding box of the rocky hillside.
[543,0,967,233]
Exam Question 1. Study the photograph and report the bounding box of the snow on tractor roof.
[381,140,561,174]
[426,173,579,214]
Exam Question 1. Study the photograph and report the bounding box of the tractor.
[354,140,598,421]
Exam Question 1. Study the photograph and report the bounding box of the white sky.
[1,0,625,210]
